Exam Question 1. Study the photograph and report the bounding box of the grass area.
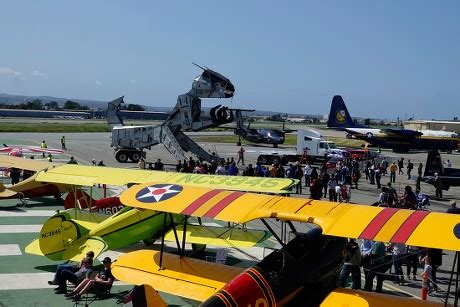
[0,122,110,132]
[326,136,366,148]
[192,134,365,148]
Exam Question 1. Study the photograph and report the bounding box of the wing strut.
[261,219,286,249]
[445,251,460,306]
[168,213,182,252]
[159,213,167,269]
[181,216,189,257]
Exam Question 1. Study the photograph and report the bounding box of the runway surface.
[0,131,459,306]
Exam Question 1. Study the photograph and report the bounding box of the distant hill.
[0,93,308,117]
[0,93,170,112]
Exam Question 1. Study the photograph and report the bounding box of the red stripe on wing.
[181,189,222,216]
[204,191,245,218]
[390,210,429,243]
[359,208,398,240]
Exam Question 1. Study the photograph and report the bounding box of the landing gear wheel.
[143,238,155,246]
[130,152,142,163]
[115,151,129,163]
[192,243,206,252]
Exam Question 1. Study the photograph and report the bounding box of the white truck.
[257,129,333,165]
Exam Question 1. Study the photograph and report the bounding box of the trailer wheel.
[273,156,281,165]
[130,151,142,163]
[115,151,129,163]
[259,155,269,164]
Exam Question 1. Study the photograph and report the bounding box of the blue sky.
[1,1,459,119]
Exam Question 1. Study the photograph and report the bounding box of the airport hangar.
[405,119,460,133]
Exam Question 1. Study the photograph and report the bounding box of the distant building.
[404,120,460,133]
[94,110,169,121]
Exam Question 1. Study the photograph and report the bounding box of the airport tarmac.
[0,131,459,305]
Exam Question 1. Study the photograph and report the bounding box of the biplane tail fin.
[122,285,167,307]
[29,210,106,261]
[64,190,94,210]
[0,182,18,198]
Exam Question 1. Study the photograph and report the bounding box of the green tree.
[45,101,59,110]
[126,104,145,111]
[63,100,89,110]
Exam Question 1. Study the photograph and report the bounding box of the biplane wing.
[163,224,273,248]
[0,155,296,194]
[35,164,296,193]
[112,250,244,302]
[320,288,442,307]
[0,155,59,171]
[121,182,460,252]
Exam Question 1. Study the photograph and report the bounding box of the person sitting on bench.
[66,257,114,301]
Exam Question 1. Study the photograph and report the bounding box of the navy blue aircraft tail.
[327,95,366,129]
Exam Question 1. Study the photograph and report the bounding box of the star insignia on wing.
[135,184,183,203]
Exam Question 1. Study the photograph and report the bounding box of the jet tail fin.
[424,150,444,177]
[327,95,359,128]
[107,96,125,127]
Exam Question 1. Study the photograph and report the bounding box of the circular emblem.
[454,223,460,239]
[336,110,346,123]
[135,184,183,203]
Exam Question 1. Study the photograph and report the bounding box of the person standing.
[407,159,413,180]
[40,140,47,158]
[337,239,362,289]
[418,162,424,176]
[398,158,404,175]
[328,175,338,202]
[434,173,443,198]
[364,241,387,293]
[375,168,381,189]
[390,162,397,183]
[61,136,66,150]
[237,147,245,165]
[304,163,312,187]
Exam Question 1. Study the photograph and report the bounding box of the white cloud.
[95,80,102,86]
[0,67,21,76]
[129,79,137,85]
[30,70,48,78]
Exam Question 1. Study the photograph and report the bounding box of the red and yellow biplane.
[111,181,460,306]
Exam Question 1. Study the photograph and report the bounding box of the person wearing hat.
[447,201,460,214]
[66,257,114,301]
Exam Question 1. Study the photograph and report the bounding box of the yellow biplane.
[1,155,293,261]
[110,181,460,306]
[0,155,297,202]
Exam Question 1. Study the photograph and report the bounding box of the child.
[421,255,433,292]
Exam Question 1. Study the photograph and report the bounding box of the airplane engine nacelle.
[202,228,347,306]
